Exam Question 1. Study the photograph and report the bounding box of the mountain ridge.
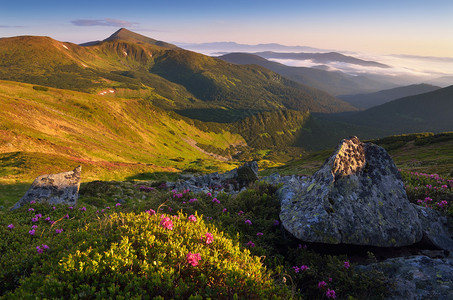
[338,84,441,109]
[218,52,397,95]
[0,31,356,122]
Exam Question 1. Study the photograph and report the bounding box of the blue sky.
[1,0,452,57]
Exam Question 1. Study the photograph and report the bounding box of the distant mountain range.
[174,41,324,53]
[218,53,397,96]
[253,51,390,68]
[338,84,441,109]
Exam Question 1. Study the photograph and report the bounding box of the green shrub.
[32,85,49,91]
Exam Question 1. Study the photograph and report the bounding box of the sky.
[1,0,452,58]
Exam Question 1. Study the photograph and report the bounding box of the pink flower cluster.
[146,209,156,216]
[203,232,214,244]
[188,214,197,222]
[436,200,448,208]
[246,241,255,248]
[36,244,49,254]
[292,265,309,273]
[160,217,173,230]
[344,261,350,269]
[326,288,336,299]
[187,252,201,266]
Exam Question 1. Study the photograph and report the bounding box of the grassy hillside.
[262,132,453,177]
[0,80,244,183]
[0,31,355,123]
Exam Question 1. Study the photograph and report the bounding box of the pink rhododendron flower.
[32,217,39,222]
[222,208,227,213]
[160,217,173,230]
[207,192,212,197]
[146,209,156,216]
[344,261,350,269]
[188,215,197,222]
[28,208,34,212]
[30,200,36,204]
[246,241,255,247]
[36,246,43,254]
[56,229,63,234]
[326,288,336,298]
[189,198,197,204]
[318,281,327,289]
[238,210,244,215]
[203,232,214,244]
[7,224,14,230]
[300,265,309,271]
[245,219,252,225]
[115,203,121,207]
[79,207,86,211]
[32,225,38,229]
[256,232,263,236]
[29,229,36,236]
[187,252,201,266]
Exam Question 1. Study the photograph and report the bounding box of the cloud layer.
[71,18,137,27]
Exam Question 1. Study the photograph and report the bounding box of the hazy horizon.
[1,0,452,58]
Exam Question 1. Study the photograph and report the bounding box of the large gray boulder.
[279,137,422,247]
[12,166,82,209]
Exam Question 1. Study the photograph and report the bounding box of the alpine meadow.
[1,4,453,298]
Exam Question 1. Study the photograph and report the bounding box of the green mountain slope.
[347,85,453,133]
[295,86,453,150]
[338,84,441,109]
[0,80,244,181]
[0,30,356,122]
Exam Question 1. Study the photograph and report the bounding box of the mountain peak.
[104,28,179,49]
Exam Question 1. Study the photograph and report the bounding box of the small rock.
[12,166,82,209]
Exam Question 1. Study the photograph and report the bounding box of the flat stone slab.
[12,166,81,209]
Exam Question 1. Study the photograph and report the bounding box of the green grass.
[262,132,453,178]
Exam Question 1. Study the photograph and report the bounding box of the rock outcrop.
[358,255,453,300]
[279,137,422,247]
[168,161,258,194]
[12,166,82,209]
[414,204,453,251]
